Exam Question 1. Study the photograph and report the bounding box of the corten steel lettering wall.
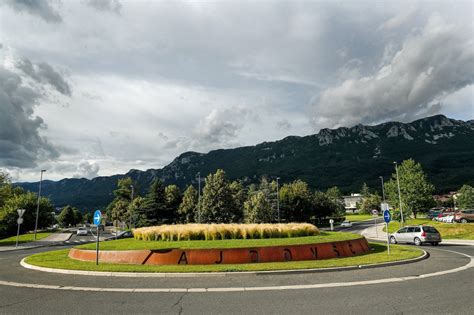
[69,238,370,265]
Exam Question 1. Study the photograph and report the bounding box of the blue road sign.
[383,210,391,223]
[93,210,102,225]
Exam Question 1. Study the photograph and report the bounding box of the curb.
[20,249,429,278]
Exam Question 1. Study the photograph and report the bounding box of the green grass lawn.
[0,232,52,246]
[384,219,474,240]
[77,232,362,251]
[24,243,423,273]
[344,214,377,222]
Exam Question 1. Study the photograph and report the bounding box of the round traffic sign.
[383,210,391,223]
[93,210,102,225]
[17,218,23,225]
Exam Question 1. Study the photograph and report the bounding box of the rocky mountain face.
[17,115,474,211]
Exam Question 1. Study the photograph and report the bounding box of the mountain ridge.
[16,114,474,210]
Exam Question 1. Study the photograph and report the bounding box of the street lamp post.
[394,162,404,224]
[276,177,280,223]
[197,172,201,223]
[129,184,134,228]
[379,176,386,202]
[34,170,46,241]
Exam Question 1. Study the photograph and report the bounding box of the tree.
[360,183,370,197]
[456,185,474,209]
[128,196,145,227]
[111,199,129,226]
[165,185,182,213]
[358,193,382,214]
[325,186,345,216]
[312,191,336,219]
[73,208,83,225]
[106,177,135,227]
[279,180,313,222]
[83,211,93,224]
[201,169,235,223]
[0,192,54,237]
[244,191,273,223]
[113,177,133,201]
[384,159,435,220]
[178,186,198,223]
[57,205,76,227]
[140,179,170,226]
[229,181,246,222]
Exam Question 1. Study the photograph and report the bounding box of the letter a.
[178,252,188,264]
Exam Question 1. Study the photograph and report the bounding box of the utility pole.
[276,177,280,223]
[394,162,404,224]
[34,170,46,241]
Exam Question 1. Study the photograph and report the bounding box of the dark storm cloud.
[0,67,59,167]
[4,0,62,23]
[16,57,72,96]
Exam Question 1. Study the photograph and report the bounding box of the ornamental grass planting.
[133,223,319,241]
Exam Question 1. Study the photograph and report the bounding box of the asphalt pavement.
[0,242,472,314]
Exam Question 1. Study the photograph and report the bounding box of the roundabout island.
[23,223,424,273]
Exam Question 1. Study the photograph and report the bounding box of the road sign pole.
[386,222,390,255]
[96,227,100,265]
[93,210,102,265]
[375,217,378,238]
[15,222,21,248]
[383,208,391,255]
[15,209,25,248]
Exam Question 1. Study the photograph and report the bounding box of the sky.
[0,0,473,182]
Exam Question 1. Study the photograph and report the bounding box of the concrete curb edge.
[20,249,429,278]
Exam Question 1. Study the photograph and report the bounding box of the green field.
[0,232,52,246]
[385,219,474,240]
[25,243,422,273]
[77,232,361,251]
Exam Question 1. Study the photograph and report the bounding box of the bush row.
[133,223,319,241]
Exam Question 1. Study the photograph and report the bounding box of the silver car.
[390,225,441,246]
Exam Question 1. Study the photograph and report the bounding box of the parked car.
[340,220,352,227]
[77,227,88,236]
[105,230,133,241]
[454,209,474,223]
[390,225,441,246]
[427,209,442,219]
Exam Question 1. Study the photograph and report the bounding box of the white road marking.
[0,248,469,293]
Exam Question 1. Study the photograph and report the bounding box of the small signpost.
[383,209,391,255]
[16,209,26,248]
[329,219,334,231]
[93,210,102,265]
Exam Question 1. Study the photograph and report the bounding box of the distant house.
[343,193,363,213]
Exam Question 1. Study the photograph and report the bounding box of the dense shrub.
[133,223,319,241]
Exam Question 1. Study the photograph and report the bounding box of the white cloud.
[0,1,472,181]
[311,15,474,129]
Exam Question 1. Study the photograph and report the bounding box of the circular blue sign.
[93,210,102,225]
[383,210,391,223]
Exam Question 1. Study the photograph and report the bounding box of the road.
[0,239,472,314]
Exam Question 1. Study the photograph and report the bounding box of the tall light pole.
[34,169,46,241]
[379,176,386,202]
[129,184,134,228]
[197,172,201,223]
[276,177,280,223]
[394,162,404,224]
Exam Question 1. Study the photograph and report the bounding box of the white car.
[340,220,353,227]
[77,227,88,236]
